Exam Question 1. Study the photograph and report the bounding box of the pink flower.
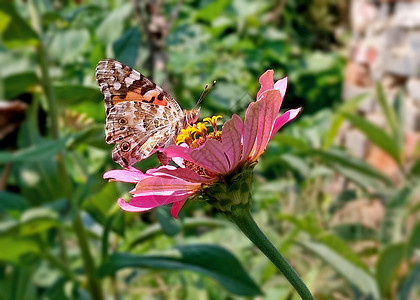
[104,70,301,218]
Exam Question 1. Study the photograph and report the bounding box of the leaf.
[323,93,367,149]
[112,27,141,67]
[280,214,370,271]
[302,240,380,299]
[0,237,39,263]
[49,29,90,64]
[311,148,392,189]
[342,113,401,163]
[96,4,132,45]
[379,187,412,245]
[156,207,181,237]
[99,244,262,296]
[195,0,231,22]
[128,218,229,249]
[376,82,399,139]
[376,243,405,297]
[19,207,59,236]
[407,221,420,258]
[53,85,103,106]
[0,2,39,48]
[397,263,420,300]
[0,137,68,163]
[4,72,38,99]
[0,191,29,214]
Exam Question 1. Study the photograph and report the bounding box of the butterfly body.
[96,59,199,167]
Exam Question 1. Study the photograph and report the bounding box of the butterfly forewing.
[95,59,187,167]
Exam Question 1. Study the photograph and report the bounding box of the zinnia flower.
[103,70,314,299]
[104,70,301,218]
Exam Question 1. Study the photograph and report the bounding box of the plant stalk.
[73,213,104,300]
[226,206,314,300]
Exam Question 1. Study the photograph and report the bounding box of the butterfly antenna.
[194,81,216,109]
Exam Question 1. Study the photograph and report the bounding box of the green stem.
[226,206,314,300]
[73,213,104,300]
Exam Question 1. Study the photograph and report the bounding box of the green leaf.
[96,4,132,45]
[376,243,405,297]
[311,148,392,189]
[112,27,140,67]
[342,112,401,163]
[4,72,38,99]
[195,0,231,22]
[302,240,380,299]
[0,137,68,163]
[53,85,103,106]
[0,191,29,214]
[156,207,181,237]
[323,93,367,149]
[0,237,39,263]
[397,263,420,300]
[49,29,90,64]
[19,207,59,236]
[376,82,399,139]
[0,2,39,48]
[99,244,262,296]
[407,221,420,258]
[379,187,412,245]
[128,218,229,249]
[280,215,369,272]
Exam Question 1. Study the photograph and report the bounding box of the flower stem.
[226,206,314,300]
[73,213,104,300]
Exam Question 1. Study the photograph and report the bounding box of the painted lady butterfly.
[96,59,200,167]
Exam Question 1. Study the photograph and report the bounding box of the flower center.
[176,115,222,148]
[176,115,223,177]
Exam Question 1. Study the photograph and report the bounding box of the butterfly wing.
[95,59,184,167]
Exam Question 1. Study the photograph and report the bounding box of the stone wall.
[342,0,420,180]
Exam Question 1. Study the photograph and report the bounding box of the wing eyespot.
[118,118,128,125]
[121,141,131,152]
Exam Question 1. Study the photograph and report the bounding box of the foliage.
[1,0,419,299]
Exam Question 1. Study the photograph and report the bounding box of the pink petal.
[274,77,287,99]
[242,90,283,162]
[118,198,153,212]
[133,176,202,194]
[171,198,188,218]
[118,191,192,212]
[250,90,283,161]
[150,165,215,183]
[164,145,194,162]
[221,114,243,170]
[103,169,147,183]
[256,70,274,100]
[269,108,302,141]
[190,139,230,174]
[241,101,259,162]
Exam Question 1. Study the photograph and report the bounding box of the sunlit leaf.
[323,93,367,149]
[302,240,380,299]
[342,113,401,163]
[0,2,39,48]
[376,82,399,140]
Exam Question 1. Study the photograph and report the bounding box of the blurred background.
[1,0,420,299]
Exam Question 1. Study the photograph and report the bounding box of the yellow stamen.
[203,115,222,132]
[176,115,223,148]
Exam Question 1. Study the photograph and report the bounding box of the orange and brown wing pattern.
[105,101,182,167]
[96,59,188,167]
[95,59,182,114]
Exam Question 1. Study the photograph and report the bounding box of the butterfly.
[95,59,200,167]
